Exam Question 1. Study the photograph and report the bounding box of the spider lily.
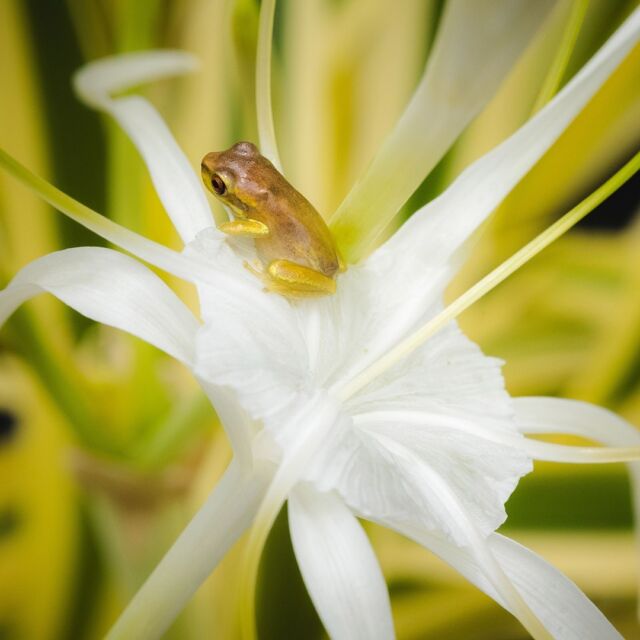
[1,1,640,639]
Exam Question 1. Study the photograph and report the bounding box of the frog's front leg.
[219,219,269,238]
[265,259,336,297]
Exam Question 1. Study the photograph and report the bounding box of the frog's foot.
[219,218,269,238]
[265,259,336,297]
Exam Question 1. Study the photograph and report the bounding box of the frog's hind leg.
[265,259,336,297]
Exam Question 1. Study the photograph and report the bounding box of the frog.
[201,141,344,297]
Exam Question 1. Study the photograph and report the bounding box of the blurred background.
[0,0,639,638]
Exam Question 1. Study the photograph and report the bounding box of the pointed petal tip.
[71,49,214,244]
[73,50,200,108]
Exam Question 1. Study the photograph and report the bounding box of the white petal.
[359,406,640,465]
[197,378,256,470]
[73,50,197,108]
[513,396,640,462]
[294,318,530,541]
[335,420,527,548]
[289,485,394,640]
[299,268,451,390]
[188,231,333,458]
[331,0,555,258]
[346,409,531,541]
[398,524,622,639]
[362,453,549,637]
[490,534,623,640]
[191,230,314,433]
[73,51,215,243]
[108,462,274,639]
[513,396,640,444]
[514,396,640,603]
[372,7,640,297]
[0,248,198,364]
[239,394,346,640]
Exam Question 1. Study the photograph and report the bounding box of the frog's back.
[254,172,341,277]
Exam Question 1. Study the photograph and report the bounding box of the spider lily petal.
[198,380,256,471]
[73,51,215,244]
[370,5,640,320]
[289,485,394,640]
[399,524,623,640]
[514,397,640,446]
[514,397,640,598]
[0,247,199,364]
[489,535,622,640]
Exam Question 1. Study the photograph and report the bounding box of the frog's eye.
[211,174,227,196]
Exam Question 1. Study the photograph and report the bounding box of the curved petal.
[339,423,525,547]
[240,394,345,639]
[369,7,640,305]
[300,320,530,541]
[74,51,215,243]
[330,0,555,261]
[197,378,256,470]
[490,534,622,640]
[514,396,640,601]
[0,248,199,364]
[397,524,622,640]
[191,229,313,432]
[340,408,531,542]
[513,396,640,443]
[355,442,548,638]
[107,462,274,640]
[289,485,394,640]
[352,406,640,465]
[513,397,640,482]
[305,268,451,392]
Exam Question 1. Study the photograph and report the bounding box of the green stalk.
[531,0,589,114]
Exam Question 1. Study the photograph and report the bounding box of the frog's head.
[201,141,273,218]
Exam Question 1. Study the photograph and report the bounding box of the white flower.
[1,3,640,639]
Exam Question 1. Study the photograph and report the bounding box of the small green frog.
[201,142,344,297]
